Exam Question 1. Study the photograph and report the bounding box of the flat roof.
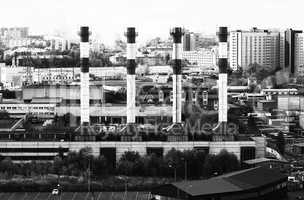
[0,118,20,130]
[243,157,288,165]
[152,167,287,198]
[293,143,304,147]
[1,99,23,104]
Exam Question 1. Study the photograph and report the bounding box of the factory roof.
[243,157,288,165]
[31,97,61,104]
[0,118,23,131]
[152,167,287,198]
[258,100,276,103]
[0,99,23,104]
[293,143,304,147]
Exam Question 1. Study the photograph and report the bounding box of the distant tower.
[125,27,137,131]
[217,27,228,136]
[79,26,90,126]
[170,27,184,124]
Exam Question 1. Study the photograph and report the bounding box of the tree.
[165,54,170,64]
[142,153,164,177]
[246,63,276,82]
[0,110,9,119]
[53,156,63,175]
[182,150,206,178]
[78,147,93,173]
[0,157,14,178]
[92,156,109,177]
[137,65,150,76]
[203,149,240,177]
[114,39,126,52]
[117,151,144,176]
[63,113,76,127]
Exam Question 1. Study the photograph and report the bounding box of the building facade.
[230,28,304,77]
[182,30,196,51]
[229,28,280,71]
[0,27,29,39]
[182,48,217,66]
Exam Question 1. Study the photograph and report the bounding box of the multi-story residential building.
[7,36,47,48]
[44,35,70,51]
[182,30,196,51]
[230,28,304,78]
[282,29,304,76]
[295,33,304,76]
[229,28,280,71]
[0,27,29,39]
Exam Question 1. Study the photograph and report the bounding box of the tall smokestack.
[217,27,228,135]
[80,26,90,126]
[125,27,137,126]
[170,27,184,124]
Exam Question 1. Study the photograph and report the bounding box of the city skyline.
[1,0,303,45]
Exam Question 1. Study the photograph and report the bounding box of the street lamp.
[181,157,187,181]
[168,163,177,181]
[117,176,128,195]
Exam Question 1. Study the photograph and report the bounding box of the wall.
[0,139,264,161]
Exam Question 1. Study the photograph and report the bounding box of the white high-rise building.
[229,28,280,71]
[277,29,304,77]
[294,32,304,76]
[229,31,242,71]
[182,30,196,51]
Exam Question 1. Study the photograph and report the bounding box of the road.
[0,192,151,200]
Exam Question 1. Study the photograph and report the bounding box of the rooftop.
[152,167,287,198]
[243,157,289,165]
[0,118,22,131]
[293,143,304,147]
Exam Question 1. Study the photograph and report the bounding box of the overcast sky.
[1,0,303,45]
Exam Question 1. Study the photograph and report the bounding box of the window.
[146,147,164,157]
[240,147,256,162]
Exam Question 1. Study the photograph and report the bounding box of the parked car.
[52,188,60,195]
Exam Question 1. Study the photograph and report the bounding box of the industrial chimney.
[217,27,228,135]
[170,27,184,124]
[125,27,137,132]
[80,26,90,126]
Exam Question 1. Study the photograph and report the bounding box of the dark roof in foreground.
[0,118,21,130]
[152,167,287,198]
[243,157,289,165]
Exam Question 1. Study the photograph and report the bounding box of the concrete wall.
[23,85,103,101]
[251,136,266,158]
[0,140,264,161]
[56,105,172,117]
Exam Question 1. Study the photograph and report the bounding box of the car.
[52,189,59,195]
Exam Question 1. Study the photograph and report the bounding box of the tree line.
[0,147,240,181]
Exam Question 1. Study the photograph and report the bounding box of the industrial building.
[151,167,287,200]
[0,26,267,163]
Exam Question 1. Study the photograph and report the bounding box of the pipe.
[170,27,184,124]
[125,27,137,125]
[217,26,228,135]
[80,26,90,126]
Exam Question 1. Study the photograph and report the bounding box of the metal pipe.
[125,27,137,125]
[170,27,184,124]
[217,27,228,135]
[80,26,90,126]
